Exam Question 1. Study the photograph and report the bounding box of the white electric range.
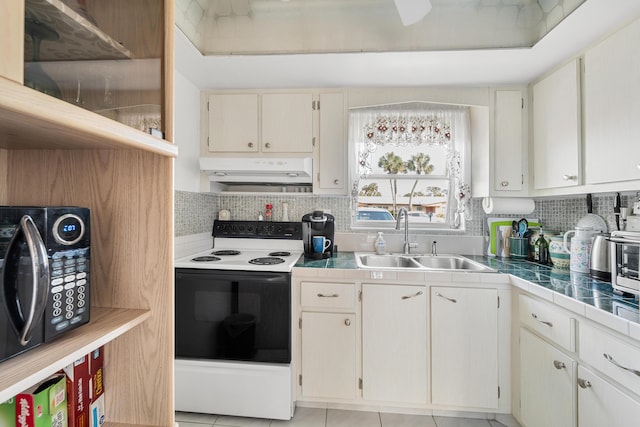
[174,220,303,420]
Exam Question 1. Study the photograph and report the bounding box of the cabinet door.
[532,60,581,189]
[362,284,427,404]
[301,311,357,400]
[578,365,640,427]
[494,90,524,192]
[316,93,346,194]
[520,328,577,427]
[262,93,313,153]
[431,287,498,409]
[208,94,259,152]
[584,18,640,184]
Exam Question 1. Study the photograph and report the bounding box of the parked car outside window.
[355,208,395,221]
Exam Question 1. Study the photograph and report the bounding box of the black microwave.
[0,206,91,362]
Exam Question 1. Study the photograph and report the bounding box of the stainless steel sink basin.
[357,254,421,268]
[355,253,496,272]
[412,255,494,272]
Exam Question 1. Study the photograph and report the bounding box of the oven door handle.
[176,270,288,283]
[2,215,50,346]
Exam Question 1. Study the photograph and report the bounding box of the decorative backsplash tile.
[174,190,640,237]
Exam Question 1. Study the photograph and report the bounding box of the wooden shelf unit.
[0,1,176,426]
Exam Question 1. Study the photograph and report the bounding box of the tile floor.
[176,408,512,427]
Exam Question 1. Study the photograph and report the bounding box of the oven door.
[175,268,291,363]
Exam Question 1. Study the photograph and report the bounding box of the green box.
[14,375,67,427]
[0,397,16,427]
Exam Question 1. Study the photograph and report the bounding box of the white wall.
[174,70,201,192]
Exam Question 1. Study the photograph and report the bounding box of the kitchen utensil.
[563,226,597,273]
[512,220,518,237]
[614,192,621,231]
[518,218,528,237]
[577,193,607,232]
[590,233,611,280]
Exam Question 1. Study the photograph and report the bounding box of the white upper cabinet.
[207,93,259,153]
[262,93,313,153]
[315,92,346,194]
[584,18,640,184]
[494,89,526,193]
[532,59,581,190]
[207,92,313,154]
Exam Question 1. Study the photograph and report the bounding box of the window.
[349,102,471,229]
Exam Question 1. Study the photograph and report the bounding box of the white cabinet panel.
[532,59,581,189]
[584,18,640,184]
[207,93,259,153]
[316,92,346,193]
[520,328,577,427]
[301,311,357,400]
[494,90,524,192]
[519,294,576,352]
[431,287,498,409]
[578,365,640,427]
[262,93,313,153]
[362,284,427,404]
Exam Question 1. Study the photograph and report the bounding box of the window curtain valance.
[349,102,472,227]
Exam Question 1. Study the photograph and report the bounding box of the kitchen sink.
[355,253,496,272]
[412,255,494,272]
[357,254,421,268]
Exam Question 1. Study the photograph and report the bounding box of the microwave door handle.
[2,215,50,345]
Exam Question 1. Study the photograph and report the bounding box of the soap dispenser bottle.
[375,232,386,255]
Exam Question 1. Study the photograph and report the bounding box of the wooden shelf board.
[0,77,177,156]
[0,307,151,402]
[25,0,132,61]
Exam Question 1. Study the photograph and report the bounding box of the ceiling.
[175,0,640,89]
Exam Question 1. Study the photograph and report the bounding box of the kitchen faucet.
[396,208,411,254]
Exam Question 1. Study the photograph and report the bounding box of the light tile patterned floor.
[176,408,512,427]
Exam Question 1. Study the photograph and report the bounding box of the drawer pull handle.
[344,319,351,326]
[531,313,553,327]
[577,378,592,389]
[402,291,424,300]
[553,360,566,370]
[434,292,456,303]
[317,293,339,298]
[603,353,640,378]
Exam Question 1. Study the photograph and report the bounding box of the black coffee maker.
[302,210,335,259]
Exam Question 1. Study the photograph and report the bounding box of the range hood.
[200,157,313,184]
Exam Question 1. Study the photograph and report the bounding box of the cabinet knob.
[248,142,254,148]
[553,360,566,370]
[344,319,351,326]
[577,378,592,389]
[334,179,340,185]
[563,174,577,181]
[500,181,509,187]
[265,142,271,149]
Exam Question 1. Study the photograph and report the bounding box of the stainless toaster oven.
[610,231,640,297]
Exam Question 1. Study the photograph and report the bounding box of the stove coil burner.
[192,255,221,262]
[268,251,291,257]
[212,250,241,256]
[249,257,285,265]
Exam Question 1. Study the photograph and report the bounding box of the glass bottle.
[535,232,549,265]
[265,204,273,221]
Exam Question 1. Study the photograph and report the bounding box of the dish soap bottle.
[375,232,386,255]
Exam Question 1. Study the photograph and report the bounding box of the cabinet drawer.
[580,322,640,397]
[520,294,576,352]
[301,282,355,309]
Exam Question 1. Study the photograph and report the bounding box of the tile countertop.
[295,252,640,335]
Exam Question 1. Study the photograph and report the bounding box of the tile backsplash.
[175,190,639,237]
